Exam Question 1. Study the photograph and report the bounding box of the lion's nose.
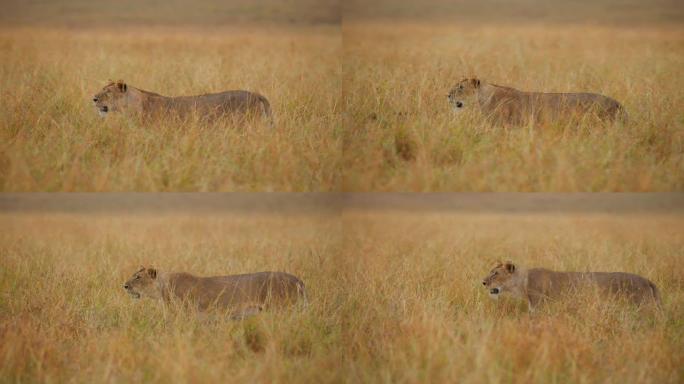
[93,98,98,102]
[456,101,463,108]
[482,281,487,286]
[124,284,130,290]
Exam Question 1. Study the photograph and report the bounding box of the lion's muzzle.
[488,287,501,299]
[450,99,465,112]
[483,279,501,297]
[124,284,141,299]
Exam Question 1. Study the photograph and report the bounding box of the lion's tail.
[616,103,629,124]
[258,95,275,129]
[648,280,662,309]
[296,279,308,306]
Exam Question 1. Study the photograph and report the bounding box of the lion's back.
[482,86,626,124]
[527,268,659,305]
[174,90,263,108]
[209,271,305,302]
[167,271,305,310]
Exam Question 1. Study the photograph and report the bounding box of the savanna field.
[2,0,684,383]
[0,210,345,383]
[1,204,683,383]
[339,210,684,383]
[343,23,684,191]
[0,25,341,191]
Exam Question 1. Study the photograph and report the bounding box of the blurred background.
[2,0,679,27]
[344,0,682,25]
[1,0,340,26]
[2,193,683,215]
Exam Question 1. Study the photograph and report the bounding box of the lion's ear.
[504,262,515,273]
[116,81,127,92]
[147,268,157,279]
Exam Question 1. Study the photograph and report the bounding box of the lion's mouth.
[489,287,501,298]
[127,291,141,299]
[99,106,109,113]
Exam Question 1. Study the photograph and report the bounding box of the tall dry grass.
[0,26,341,191]
[0,212,344,383]
[343,23,684,191]
[1,206,682,382]
[338,211,684,383]
[2,21,682,192]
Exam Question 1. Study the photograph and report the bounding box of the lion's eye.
[135,276,141,280]
[459,85,464,89]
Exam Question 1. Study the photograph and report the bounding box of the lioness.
[482,261,660,311]
[123,267,306,319]
[93,80,274,127]
[448,78,627,126]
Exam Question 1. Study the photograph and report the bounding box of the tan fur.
[124,267,306,319]
[93,80,274,127]
[482,261,660,311]
[448,78,627,126]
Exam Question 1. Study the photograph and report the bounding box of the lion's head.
[481,261,520,299]
[448,78,481,113]
[93,80,128,117]
[123,267,159,299]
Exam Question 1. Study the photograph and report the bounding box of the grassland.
[339,210,684,383]
[1,195,682,383]
[2,1,683,192]
[0,25,341,191]
[343,23,684,191]
[0,211,344,383]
